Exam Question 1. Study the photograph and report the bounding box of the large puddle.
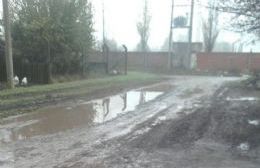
[0,83,173,143]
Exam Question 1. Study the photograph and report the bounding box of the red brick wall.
[196,52,260,72]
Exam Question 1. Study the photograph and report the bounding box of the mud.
[0,78,163,119]
[0,83,174,143]
[87,82,260,168]
[1,76,246,168]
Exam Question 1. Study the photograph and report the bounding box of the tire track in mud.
[4,76,238,168]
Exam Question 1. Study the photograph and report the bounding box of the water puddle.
[226,97,258,101]
[248,120,259,126]
[0,83,173,142]
[237,142,250,152]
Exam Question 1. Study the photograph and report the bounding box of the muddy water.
[0,83,173,143]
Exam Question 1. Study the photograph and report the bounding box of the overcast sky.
[91,0,242,50]
[0,0,244,51]
[91,0,196,50]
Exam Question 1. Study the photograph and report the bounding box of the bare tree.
[136,0,151,52]
[218,0,260,36]
[202,0,219,52]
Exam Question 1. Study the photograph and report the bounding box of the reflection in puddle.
[93,91,162,123]
[0,84,173,142]
[226,97,258,101]
[248,120,259,126]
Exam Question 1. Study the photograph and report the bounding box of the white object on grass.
[13,76,19,86]
[21,77,28,86]
[112,70,118,75]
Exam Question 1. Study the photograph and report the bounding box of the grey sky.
[0,0,248,51]
[91,0,173,50]
[91,0,242,50]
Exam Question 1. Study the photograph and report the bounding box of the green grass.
[0,72,158,97]
[0,72,162,118]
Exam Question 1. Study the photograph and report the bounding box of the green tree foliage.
[11,0,94,74]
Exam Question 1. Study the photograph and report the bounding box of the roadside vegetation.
[11,0,94,75]
[0,72,162,118]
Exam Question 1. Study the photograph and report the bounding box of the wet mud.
[0,83,174,142]
[2,76,248,168]
[92,84,260,168]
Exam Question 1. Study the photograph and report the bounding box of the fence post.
[249,51,253,72]
[103,44,109,74]
[46,39,52,84]
[122,45,128,75]
[246,52,251,72]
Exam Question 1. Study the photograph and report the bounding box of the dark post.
[46,39,52,84]
[248,50,253,72]
[103,44,109,74]
[123,45,128,75]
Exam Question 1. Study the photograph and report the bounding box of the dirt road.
[3,76,258,168]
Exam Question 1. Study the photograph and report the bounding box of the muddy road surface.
[1,76,248,168]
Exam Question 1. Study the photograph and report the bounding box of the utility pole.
[168,0,174,70]
[2,0,14,89]
[102,0,106,45]
[187,0,194,69]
